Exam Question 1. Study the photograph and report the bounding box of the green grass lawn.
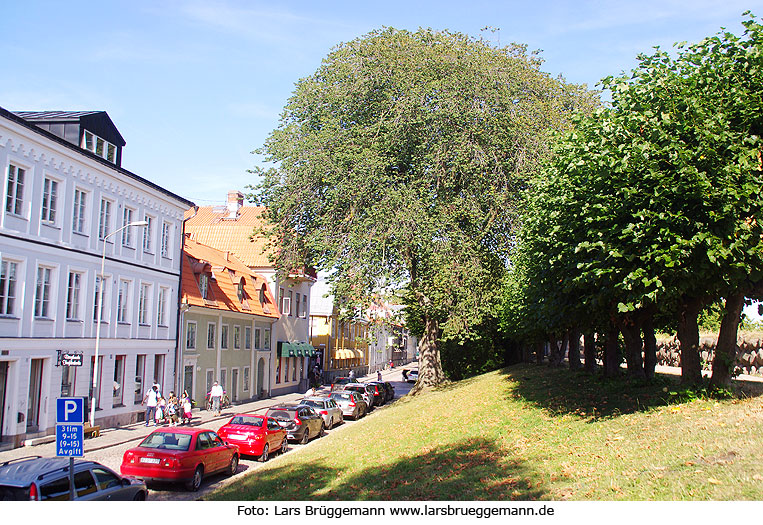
[207,364,763,501]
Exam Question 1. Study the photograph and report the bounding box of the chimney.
[226,190,244,219]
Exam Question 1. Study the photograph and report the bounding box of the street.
[0,365,415,501]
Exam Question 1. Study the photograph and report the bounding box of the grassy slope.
[207,364,763,501]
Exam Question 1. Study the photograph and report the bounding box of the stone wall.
[656,332,763,376]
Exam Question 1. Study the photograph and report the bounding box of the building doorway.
[257,358,265,398]
[27,359,44,432]
[183,365,194,397]
[0,361,8,441]
[231,369,238,402]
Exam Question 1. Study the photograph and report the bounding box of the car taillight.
[125,452,135,464]
[374,386,379,394]
[29,483,38,501]
[348,400,355,407]
[319,410,328,415]
[294,417,301,425]
[162,458,178,468]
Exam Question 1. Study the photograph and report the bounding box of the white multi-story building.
[0,107,193,448]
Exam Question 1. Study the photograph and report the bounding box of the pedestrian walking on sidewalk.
[209,381,224,416]
[143,385,158,426]
[377,370,382,381]
[348,369,355,381]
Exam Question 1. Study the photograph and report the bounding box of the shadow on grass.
[500,363,694,421]
[208,437,545,501]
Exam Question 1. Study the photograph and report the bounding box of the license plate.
[140,457,160,464]
[228,434,246,440]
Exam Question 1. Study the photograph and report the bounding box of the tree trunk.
[583,332,597,373]
[568,329,581,370]
[677,296,703,385]
[603,326,620,378]
[410,313,445,394]
[535,341,544,364]
[547,333,559,367]
[710,292,745,388]
[642,315,657,379]
[619,318,645,379]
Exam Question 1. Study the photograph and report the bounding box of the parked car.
[0,456,147,501]
[363,382,386,406]
[403,368,419,383]
[121,428,239,491]
[265,404,325,444]
[368,381,395,402]
[329,391,368,420]
[330,377,352,391]
[216,414,288,462]
[299,397,344,429]
[342,383,376,408]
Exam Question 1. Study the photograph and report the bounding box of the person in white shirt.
[143,385,159,426]
[209,381,224,416]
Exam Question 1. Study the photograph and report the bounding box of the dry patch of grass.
[208,364,763,501]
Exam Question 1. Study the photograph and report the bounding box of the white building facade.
[0,108,193,447]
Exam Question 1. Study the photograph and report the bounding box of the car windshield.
[330,393,351,401]
[266,409,296,420]
[139,432,192,451]
[345,385,362,391]
[301,399,325,408]
[229,415,264,427]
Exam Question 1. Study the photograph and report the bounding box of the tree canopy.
[251,27,596,389]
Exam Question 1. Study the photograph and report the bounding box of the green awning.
[277,341,297,357]
[300,342,316,356]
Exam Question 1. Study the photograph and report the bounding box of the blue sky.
[3,1,762,318]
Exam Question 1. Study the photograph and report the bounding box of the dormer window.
[259,284,267,304]
[82,130,117,163]
[237,278,246,302]
[199,274,209,299]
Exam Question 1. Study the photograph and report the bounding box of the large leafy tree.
[252,27,595,390]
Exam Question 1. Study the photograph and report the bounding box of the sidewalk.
[0,366,401,462]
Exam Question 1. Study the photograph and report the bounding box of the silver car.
[299,397,344,429]
[342,383,376,408]
[329,391,368,420]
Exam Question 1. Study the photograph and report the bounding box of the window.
[41,177,58,224]
[121,207,134,247]
[66,271,82,320]
[61,365,74,397]
[292,357,297,381]
[117,279,130,323]
[263,328,271,350]
[82,130,117,163]
[275,358,281,384]
[161,222,171,258]
[207,322,216,349]
[93,276,107,322]
[186,321,197,350]
[296,292,301,317]
[221,324,229,349]
[143,215,153,252]
[98,199,112,240]
[245,326,252,349]
[72,189,87,234]
[259,284,267,304]
[135,355,145,404]
[138,283,150,325]
[243,367,250,392]
[206,369,214,393]
[302,294,308,319]
[199,274,208,299]
[233,326,241,349]
[237,280,245,302]
[35,266,52,318]
[5,164,24,215]
[157,287,168,326]
[113,355,125,407]
[288,290,293,316]
[254,327,261,350]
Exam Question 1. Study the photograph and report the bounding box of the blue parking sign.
[56,397,84,424]
[56,425,84,457]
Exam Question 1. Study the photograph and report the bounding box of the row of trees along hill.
[502,14,763,387]
[251,28,597,391]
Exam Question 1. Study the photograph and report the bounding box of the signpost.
[56,398,84,500]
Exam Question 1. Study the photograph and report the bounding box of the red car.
[120,428,239,491]
[216,414,289,462]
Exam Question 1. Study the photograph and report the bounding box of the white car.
[404,368,418,383]
[341,383,375,408]
[298,397,344,429]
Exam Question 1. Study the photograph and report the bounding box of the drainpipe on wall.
[173,206,198,395]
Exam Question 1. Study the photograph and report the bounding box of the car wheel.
[300,428,310,445]
[259,444,269,463]
[186,466,203,491]
[133,491,147,501]
[280,438,289,454]
[229,454,239,475]
[319,422,326,437]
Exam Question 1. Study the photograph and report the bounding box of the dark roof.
[0,106,194,208]
[14,110,126,147]
[13,110,102,120]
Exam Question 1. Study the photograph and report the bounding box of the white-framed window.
[0,259,19,316]
[221,324,229,349]
[263,328,271,350]
[138,283,151,325]
[143,215,154,253]
[157,287,168,326]
[93,275,107,322]
[98,198,112,240]
[72,188,87,234]
[233,325,241,349]
[207,322,216,349]
[245,326,252,349]
[82,130,117,163]
[5,163,25,216]
[66,271,82,320]
[254,327,261,350]
[161,222,171,258]
[41,177,59,224]
[199,274,208,299]
[296,292,301,317]
[121,207,134,247]
[243,367,250,392]
[34,266,53,318]
[302,294,308,319]
[117,279,130,323]
[288,290,293,316]
[186,321,197,350]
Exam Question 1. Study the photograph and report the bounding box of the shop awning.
[333,348,362,359]
[299,342,316,356]
[277,341,298,357]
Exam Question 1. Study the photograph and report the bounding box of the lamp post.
[90,220,148,428]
